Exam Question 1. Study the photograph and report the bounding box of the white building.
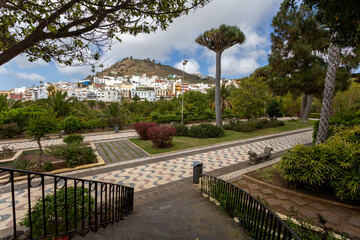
[31,86,48,101]
[97,89,121,102]
[132,87,156,102]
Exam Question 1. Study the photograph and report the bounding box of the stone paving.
[0,131,137,151]
[95,140,148,163]
[0,129,313,235]
[233,175,360,239]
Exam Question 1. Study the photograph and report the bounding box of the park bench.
[248,147,273,165]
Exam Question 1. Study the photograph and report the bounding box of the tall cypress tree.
[269,2,351,122]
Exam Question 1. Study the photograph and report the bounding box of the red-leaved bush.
[147,126,176,148]
[133,122,158,140]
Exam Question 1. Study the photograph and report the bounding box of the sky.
[0,0,283,90]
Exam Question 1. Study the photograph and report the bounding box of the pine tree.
[269,2,351,122]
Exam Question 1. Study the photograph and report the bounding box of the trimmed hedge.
[147,126,176,148]
[224,119,285,132]
[187,123,224,138]
[278,125,360,201]
[174,124,188,136]
[134,122,158,140]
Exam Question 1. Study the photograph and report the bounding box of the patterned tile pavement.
[0,130,313,234]
[0,131,137,151]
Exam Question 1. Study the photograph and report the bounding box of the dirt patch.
[247,164,360,206]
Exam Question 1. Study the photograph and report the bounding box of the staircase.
[74,179,247,240]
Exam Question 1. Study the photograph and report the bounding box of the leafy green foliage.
[174,124,189,136]
[266,99,283,118]
[26,115,58,155]
[231,77,270,119]
[42,162,53,171]
[46,91,74,118]
[313,112,360,142]
[224,119,285,132]
[187,124,224,138]
[269,2,351,98]
[0,0,210,66]
[14,158,34,171]
[279,125,360,200]
[63,134,84,145]
[309,113,320,119]
[302,0,360,47]
[61,116,84,134]
[20,187,94,238]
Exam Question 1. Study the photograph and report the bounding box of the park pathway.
[0,128,313,238]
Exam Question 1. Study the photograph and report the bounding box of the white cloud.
[0,66,46,82]
[174,58,200,74]
[55,64,96,76]
[103,0,282,76]
[12,54,49,68]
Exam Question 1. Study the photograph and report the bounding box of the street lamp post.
[182,56,188,124]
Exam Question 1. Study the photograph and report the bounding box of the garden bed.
[0,143,105,182]
[130,120,314,155]
[246,164,360,207]
[0,151,16,160]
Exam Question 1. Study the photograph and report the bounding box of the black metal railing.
[201,174,301,240]
[0,167,134,240]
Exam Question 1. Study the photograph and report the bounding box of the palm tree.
[103,102,125,127]
[46,90,74,117]
[196,24,245,127]
[0,94,22,112]
[316,43,341,143]
[208,84,234,113]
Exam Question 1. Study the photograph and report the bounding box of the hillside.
[91,58,214,84]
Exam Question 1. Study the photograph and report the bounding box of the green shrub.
[309,113,320,119]
[20,187,94,238]
[187,124,224,138]
[0,122,22,139]
[278,125,360,201]
[63,134,84,145]
[313,112,360,142]
[266,99,283,118]
[224,119,284,133]
[47,144,96,168]
[14,158,34,171]
[42,162,53,171]
[174,124,188,136]
[61,116,83,133]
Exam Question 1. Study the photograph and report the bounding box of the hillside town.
[0,74,234,102]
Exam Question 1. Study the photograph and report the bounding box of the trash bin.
[193,162,203,184]
[114,124,119,133]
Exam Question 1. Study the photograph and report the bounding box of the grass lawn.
[129,119,315,155]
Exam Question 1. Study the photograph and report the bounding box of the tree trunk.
[300,94,307,118]
[215,52,222,127]
[302,94,313,122]
[316,43,341,144]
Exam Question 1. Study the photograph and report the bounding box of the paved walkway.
[234,176,360,239]
[0,129,313,236]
